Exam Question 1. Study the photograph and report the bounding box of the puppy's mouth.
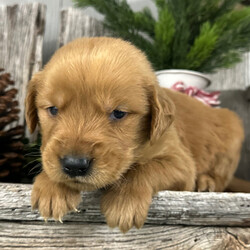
[70,179,82,184]
[62,164,123,190]
[64,170,109,190]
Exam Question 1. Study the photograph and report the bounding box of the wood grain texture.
[0,222,249,249]
[59,7,109,48]
[0,183,250,249]
[0,3,46,127]
[0,183,250,227]
[208,52,250,90]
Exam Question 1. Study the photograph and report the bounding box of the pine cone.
[0,69,24,181]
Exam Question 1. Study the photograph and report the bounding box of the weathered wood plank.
[0,183,250,248]
[0,183,249,227]
[0,222,249,249]
[59,7,109,48]
[208,52,250,90]
[0,3,46,127]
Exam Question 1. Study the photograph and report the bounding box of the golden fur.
[26,37,244,233]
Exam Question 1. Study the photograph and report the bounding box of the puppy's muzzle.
[61,156,93,177]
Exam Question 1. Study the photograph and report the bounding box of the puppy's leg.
[31,171,81,221]
[101,153,196,233]
[197,151,241,192]
[196,174,216,192]
[101,174,153,233]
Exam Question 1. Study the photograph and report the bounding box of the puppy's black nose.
[61,156,93,177]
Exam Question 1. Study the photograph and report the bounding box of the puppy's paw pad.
[197,174,216,192]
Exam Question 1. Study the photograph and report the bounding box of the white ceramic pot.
[155,69,211,89]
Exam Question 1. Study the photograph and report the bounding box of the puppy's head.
[26,37,174,189]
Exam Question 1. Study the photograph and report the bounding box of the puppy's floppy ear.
[147,85,175,143]
[25,73,41,133]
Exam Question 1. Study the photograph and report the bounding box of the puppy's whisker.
[29,162,42,170]
[27,163,42,176]
[29,170,42,176]
[53,136,66,145]
[25,152,41,157]
[25,154,41,157]
[23,158,42,168]
[90,140,103,148]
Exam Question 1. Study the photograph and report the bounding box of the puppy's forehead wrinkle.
[63,119,109,141]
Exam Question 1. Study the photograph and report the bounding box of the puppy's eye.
[47,106,58,116]
[110,110,127,120]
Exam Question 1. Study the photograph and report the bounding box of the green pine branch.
[154,5,175,69]
[74,0,250,73]
[184,22,219,70]
[200,7,250,72]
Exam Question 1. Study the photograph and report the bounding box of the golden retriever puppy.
[25,37,244,232]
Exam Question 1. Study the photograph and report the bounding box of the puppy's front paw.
[31,172,81,221]
[101,187,152,233]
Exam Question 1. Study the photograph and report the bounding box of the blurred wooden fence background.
[0,0,249,91]
[0,3,45,128]
[1,0,250,92]
[0,0,156,64]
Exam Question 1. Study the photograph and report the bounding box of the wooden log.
[0,183,249,227]
[0,222,249,249]
[59,7,109,48]
[0,183,249,249]
[0,3,46,128]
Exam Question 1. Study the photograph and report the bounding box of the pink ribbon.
[171,82,220,107]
